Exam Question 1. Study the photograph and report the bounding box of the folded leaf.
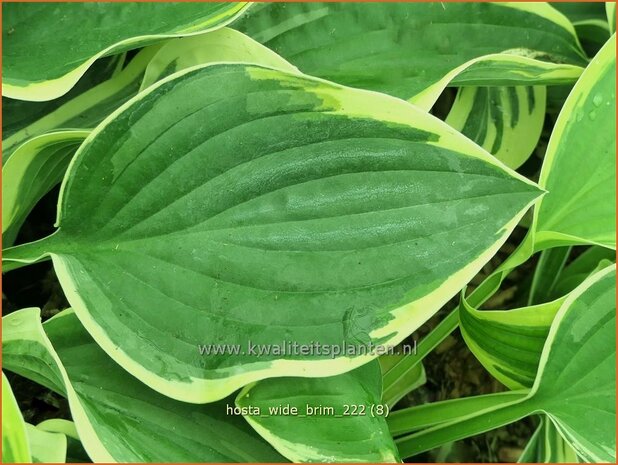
[446,86,546,169]
[2,2,250,101]
[141,28,298,90]
[25,424,67,463]
[2,308,285,463]
[459,296,565,389]
[236,362,399,463]
[3,64,543,402]
[3,46,160,161]
[3,131,88,247]
[518,416,578,463]
[396,265,616,461]
[235,2,586,109]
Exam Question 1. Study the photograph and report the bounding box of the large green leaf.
[446,86,546,169]
[2,372,31,463]
[395,265,616,461]
[2,46,160,161]
[2,2,250,101]
[235,2,586,109]
[3,64,543,402]
[3,130,88,247]
[236,362,399,463]
[2,308,285,463]
[533,35,616,250]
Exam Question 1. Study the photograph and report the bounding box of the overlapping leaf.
[3,46,160,162]
[446,86,546,169]
[3,131,88,247]
[2,308,285,463]
[518,417,578,463]
[2,2,250,100]
[236,362,399,463]
[2,55,120,160]
[141,28,297,89]
[3,64,542,402]
[463,35,616,309]
[234,2,586,109]
[395,265,616,461]
[2,373,31,463]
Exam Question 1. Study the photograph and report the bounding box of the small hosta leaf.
[460,296,564,390]
[236,362,399,463]
[25,424,67,464]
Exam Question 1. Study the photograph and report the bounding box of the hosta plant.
[2,2,616,463]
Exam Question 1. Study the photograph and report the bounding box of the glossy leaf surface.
[3,64,542,402]
[3,2,249,100]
